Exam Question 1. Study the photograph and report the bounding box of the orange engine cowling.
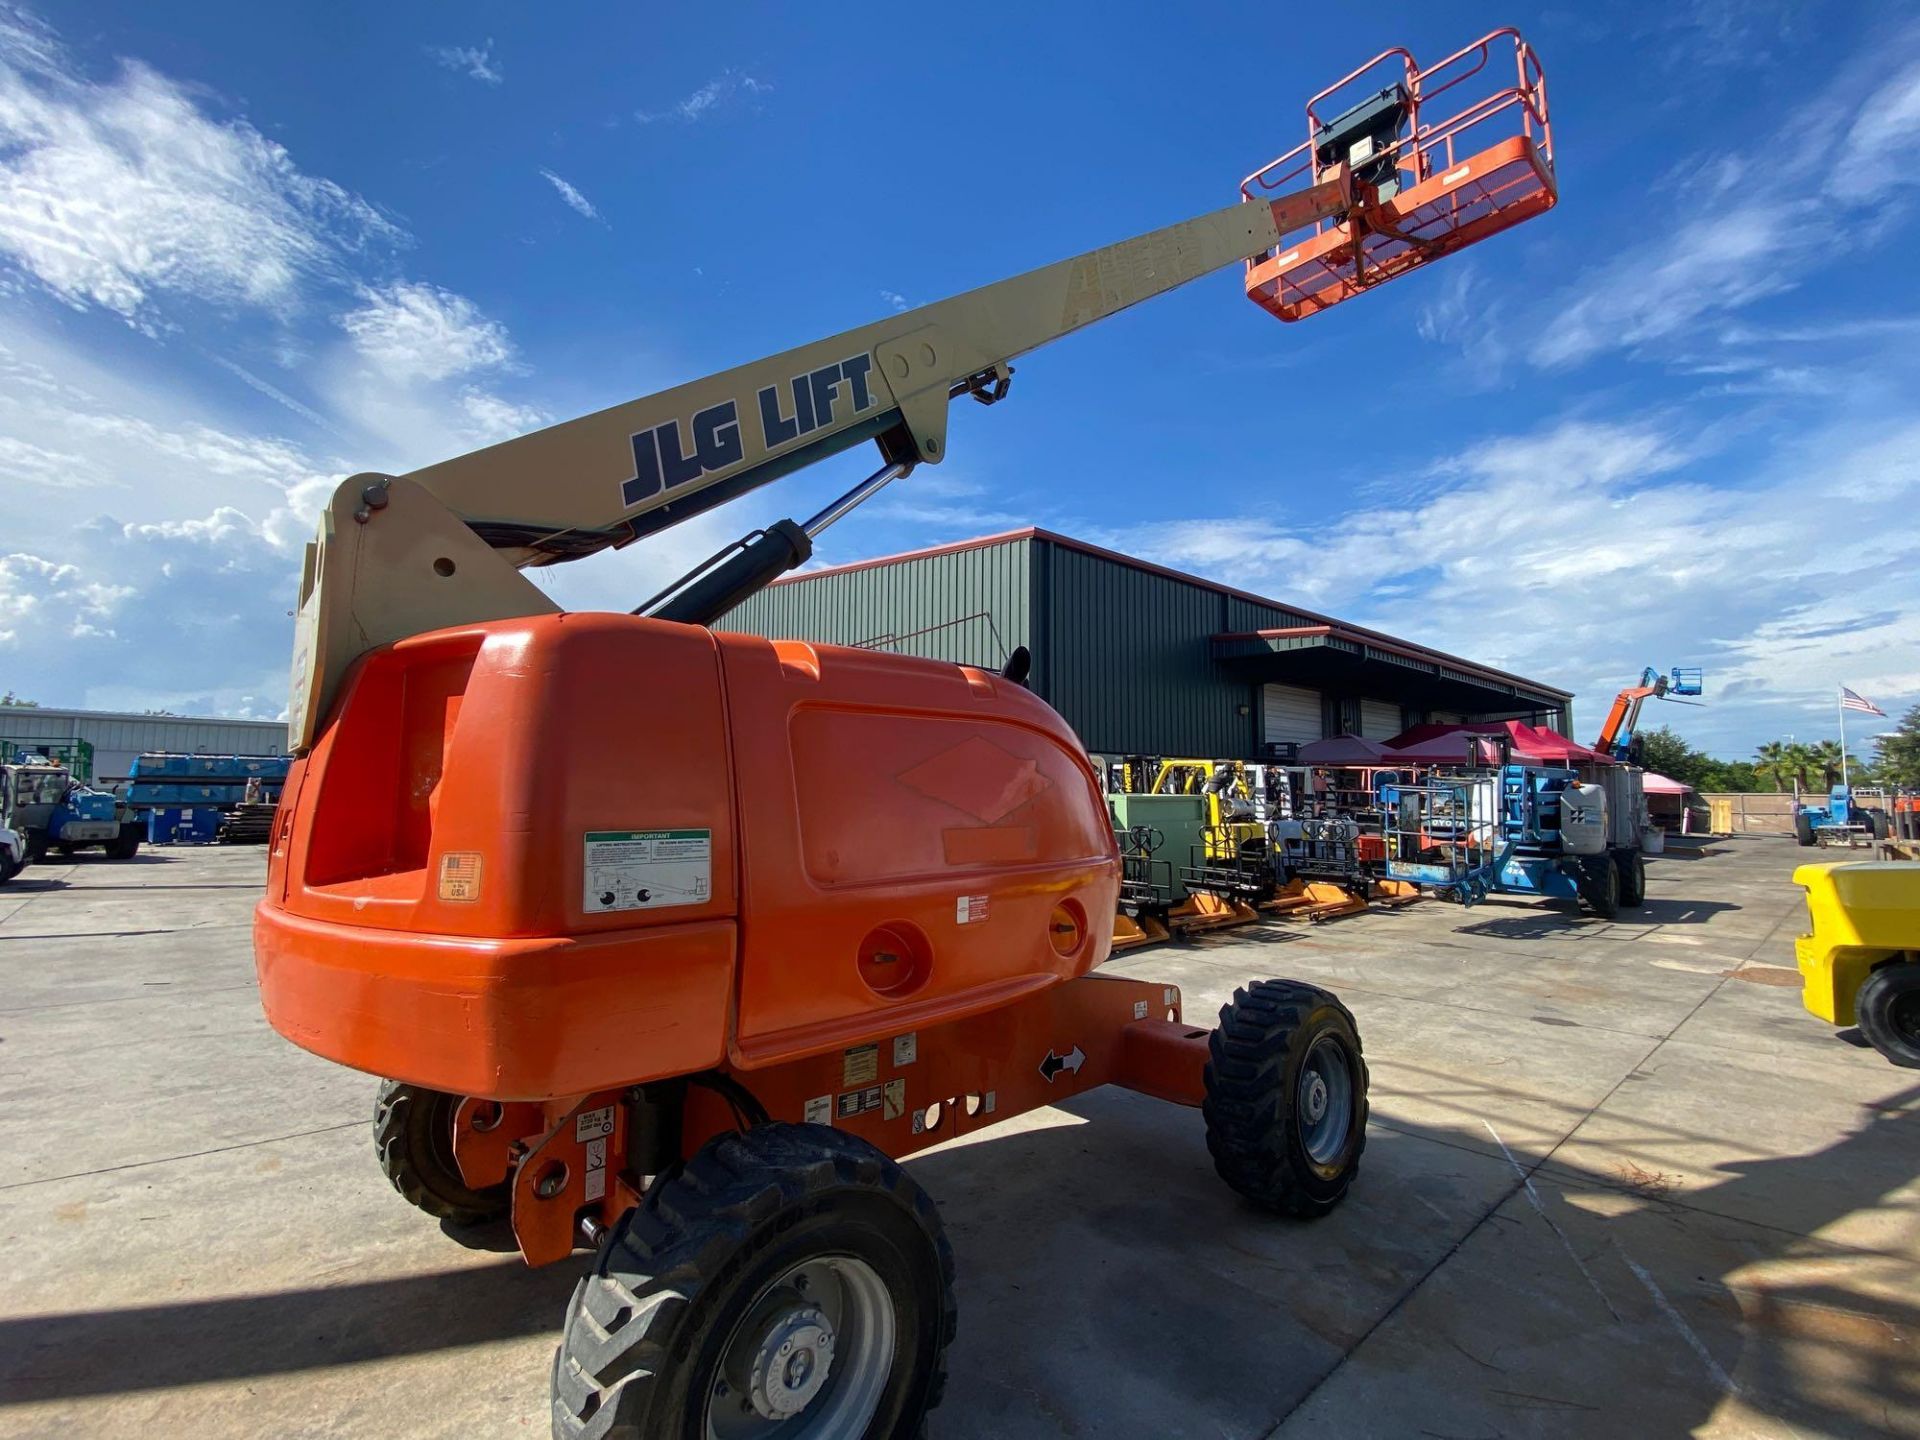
[254,613,1119,1101]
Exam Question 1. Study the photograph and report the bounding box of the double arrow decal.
[1038,1046,1086,1084]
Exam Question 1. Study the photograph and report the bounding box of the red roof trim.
[1216,626,1334,640]
[773,527,1572,701]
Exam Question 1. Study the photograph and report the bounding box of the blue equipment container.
[144,806,225,844]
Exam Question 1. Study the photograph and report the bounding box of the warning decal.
[842,1044,880,1087]
[584,830,711,913]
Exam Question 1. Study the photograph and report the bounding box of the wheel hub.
[748,1305,835,1420]
[1296,1035,1355,1166]
[1302,1073,1329,1124]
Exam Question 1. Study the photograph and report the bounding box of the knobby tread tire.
[552,1122,956,1440]
[1857,963,1920,1069]
[372,1081,508,1226]
[1203,979,1369,1218]
[1616,849,1647,908]
[1580,855,1620,919]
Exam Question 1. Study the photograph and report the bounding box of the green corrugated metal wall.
[719,534,1568,756]
[718,537,1032,671]
[1034,540,1275,756]
[722,535,1286,756]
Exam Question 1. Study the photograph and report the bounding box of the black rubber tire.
[1615,848,1647,908]
[1579,854,1620,919]
[373,1081,509,1226]
[1794,813,1816,847]
[107,825,141,860]
[1857,963,1920,1069]
[1203,979,1368,1218]
[24,831,47,864]
[552,1122,956,1440]
[0,852,18,885]
[1866,810,1890,842]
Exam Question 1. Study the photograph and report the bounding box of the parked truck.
[2,760,143,862]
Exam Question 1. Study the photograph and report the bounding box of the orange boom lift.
[255,31,1554,1438]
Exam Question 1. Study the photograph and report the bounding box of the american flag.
[1840,686,1886,717]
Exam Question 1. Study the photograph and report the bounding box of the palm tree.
[1754,741,1791,791]
[1784,743,1819,793]
[1809,739,1845,789]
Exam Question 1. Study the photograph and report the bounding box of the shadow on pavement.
[0,1256,584,1403]
[1,1077,1912,1438]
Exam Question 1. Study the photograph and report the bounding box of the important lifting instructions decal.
[583,829,711,913]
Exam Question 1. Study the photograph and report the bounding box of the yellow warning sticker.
[882,1078,906,1121]
[438,851,483,902]
[842,1043,879,1087]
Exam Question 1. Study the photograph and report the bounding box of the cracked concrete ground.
[0,837,1912,1438]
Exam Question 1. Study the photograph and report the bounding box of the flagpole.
[1838,686,1849,792]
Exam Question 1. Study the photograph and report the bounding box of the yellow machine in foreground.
[1794,862,1920,1067]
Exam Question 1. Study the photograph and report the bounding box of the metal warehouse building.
[0,706,286,784]
[722,528,1571,759]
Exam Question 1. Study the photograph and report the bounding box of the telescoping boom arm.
[286,28,1557,751]
[286,176,1352,749]
[1593,666,1705,760]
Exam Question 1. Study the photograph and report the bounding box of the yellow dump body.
[1792,862,1920,1025]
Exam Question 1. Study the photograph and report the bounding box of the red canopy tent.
[1297,734,1397,765]
[1381,721,1612,766]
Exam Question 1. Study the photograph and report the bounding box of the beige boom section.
[283,176,1353,753]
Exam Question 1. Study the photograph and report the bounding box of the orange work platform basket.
[1242,28,1555,322]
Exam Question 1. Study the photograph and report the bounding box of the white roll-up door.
[1360,699,1403,739]
[1262,684,1323,745]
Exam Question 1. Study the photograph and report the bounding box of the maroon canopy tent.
[1297,734,1397,765]
[1382,721,1612,766]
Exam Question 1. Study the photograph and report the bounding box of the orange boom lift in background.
[254,31,1555,1438]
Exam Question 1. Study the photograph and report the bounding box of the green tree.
[1697,758,1760,792]
[1633,727,1760,793]
[1875,704,1920,788]
[1754,741,1792,790]
[1784,742,1822,791]
[1633,726,1701,784]
[1808,739,1855,788]
[0,692,38,707]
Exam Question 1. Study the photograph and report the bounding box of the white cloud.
[0,9,399,325]
[205,354,334,430]
[635,70,770,124]
[428,40,501,85]
[1091,415,1920,755]
[460,389,548,444]
[0,432,84,488]
[540,167,600,221]
[879,290,910,313]
[0,550,134,645]
[1530,49,1920,370]
[338,281,513,383]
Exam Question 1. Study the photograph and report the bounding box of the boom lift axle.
[256,29,1556,1439]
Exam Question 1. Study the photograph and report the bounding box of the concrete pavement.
[0,838,1912,1438]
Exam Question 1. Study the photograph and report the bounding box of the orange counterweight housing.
[254,613,1120,1101]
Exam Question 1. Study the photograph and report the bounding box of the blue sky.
[0,1,1915,757]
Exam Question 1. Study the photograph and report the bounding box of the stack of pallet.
[217,803,278,844]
